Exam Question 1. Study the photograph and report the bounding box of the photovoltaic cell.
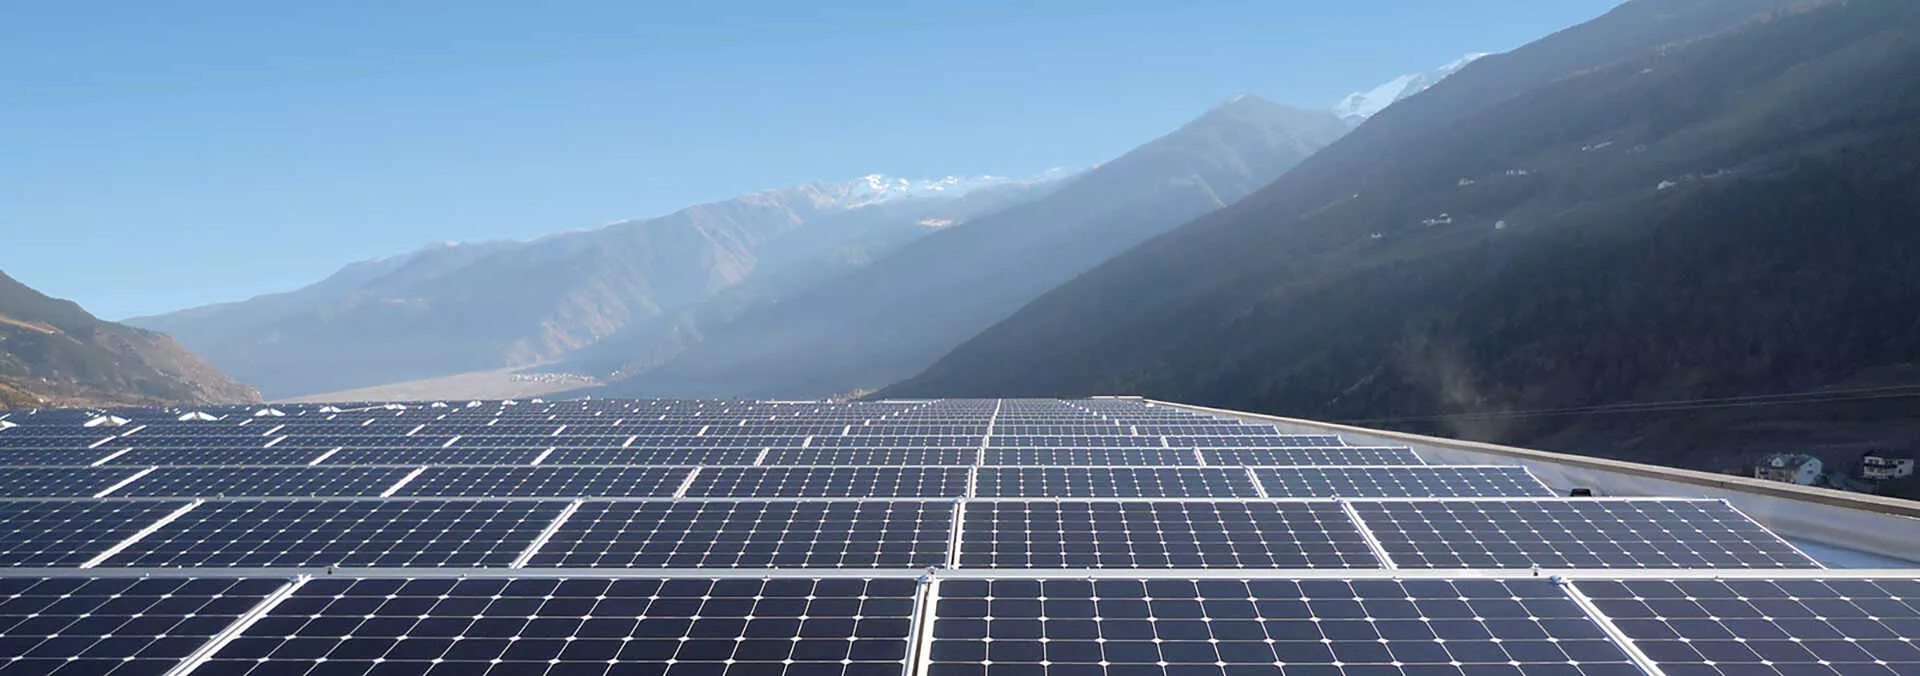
[1577,578,1920,676]
[0,450,112,467]
[0,500,186,567]
[761,448,975,465]
[927,578,1642,676]
[1253,466,1554,498]
[205,577,919,676]
[317,447,546,466]
[973,467,1260,498]
[0,576,283,675]
[100,499,567,568]
[394,466,691,498]
[106,448,325,466]
[541,448,760,466]
[687,467,969,498]
[1353,499,1821,569]
[985,449,1197,466]
[959,501,1377,569]
[530,500,954,568]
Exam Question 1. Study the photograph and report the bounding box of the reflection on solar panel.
[204,577,919,676]
[99,499,567,568]
[0,396,1908,676]
[974,467,1259,498]
[960,501,1375,568]
[928,578,1641,675]
[1254,466,1554,498]
[0,500,187,567]
[394,466,690,497]
[531,500,954,568]
[688,467,969,498]
[1577,578,1920,676]
[0,577,282,675]
[1354,499,1821,569]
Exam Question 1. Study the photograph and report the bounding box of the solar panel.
[687,467,970,498]
[0,576,283,675]
[762,448,976,465]
[0,500,188,567]
[316,447,547,465]
[973,467,1260,498]
[926,578,1642,675]
[1201,447,1425,466]
[541,447,760,465]
[107,448,328,466]
[203,577,919,676]
[394,466,692,498]
[530,500,955,568]
[0,467,148,497]
[1253,466,1554,498]
[1353,499,1822,569]
[0,450,111,466]
[113,467,417,498]
[1576,578,1920,676]
[95,499,567,568]
[959,500,1376,568]
[985,449,1197,466]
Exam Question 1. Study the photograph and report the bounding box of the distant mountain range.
[0,270,259,408]
[593,95,1351,399]
[127,174,1060,400]
[887,0,1918,469]
[1333,53,1490,124]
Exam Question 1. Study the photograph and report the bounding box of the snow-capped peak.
[804,169,1070,211]
[1333,52,1491,124]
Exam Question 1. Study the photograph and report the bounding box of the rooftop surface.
[1,397,1917,675]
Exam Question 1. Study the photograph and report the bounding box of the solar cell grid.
[985,449,1196,466]
[762,448,976,465]
[927,578,1641,676]
[0,500,187,567]
[113,466,416,498]
[0,449,111,466]
[1577,578,1920,676]
[531,499,954,568]
[688,467,970,498]
[205,576,919,676]
[0,466,146,497]
[1254,466,1554,498]
[960,500,1377,569]
[108,448,326,466]
[542,447,760,465]
[1165,434,1347,448]
[101,499,567,568]
[974,467,1261,498]
[0,576,284,676]
[1354,499,1822,569]
[991,435,1163,449]
[395,466,691,497]
[1201,447,1426,466]
[315,447,546,466]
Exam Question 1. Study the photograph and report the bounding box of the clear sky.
[3,0,1621,320]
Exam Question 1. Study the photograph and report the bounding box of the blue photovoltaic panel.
[0,449,112,466]
[985,448,1197,466]
[205,577,919,676]
[317,447,546,466]
[973,467,1260,498]
[540,447,760,465]
[107,448,326,466]
[1354,499,1822,569]
[112,466,415,498]
[1577,578,1920,676]
[99,499,567,568]
[0,467,146,497]
[761,448,975,465]
[394,466,691,498]
[530,500,954,568]
[0,576,283,675]
[959,500,1377,569]
[1253,466,1554,498]
[687,467,970,498]
[0,500,186,567]
[1201,447,1425,466]
[928,578,1641,676]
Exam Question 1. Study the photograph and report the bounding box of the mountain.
[0,270,260,408]
[128,175,1054,400]
[597,96,1350,398]
[1333,53,1490,124]
[883,0,1905,471]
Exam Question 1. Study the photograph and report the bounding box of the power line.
[1334,384,1920,425]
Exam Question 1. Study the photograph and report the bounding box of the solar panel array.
[0,396,1906,676]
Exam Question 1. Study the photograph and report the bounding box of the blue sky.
[3,0,1621,320]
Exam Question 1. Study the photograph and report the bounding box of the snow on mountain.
[802,169,1073,211]
[1333,53,1491,124]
